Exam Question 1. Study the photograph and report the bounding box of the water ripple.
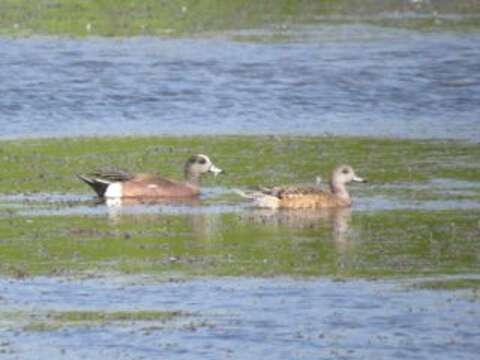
[0,26,479,141]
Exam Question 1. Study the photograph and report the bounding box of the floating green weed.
[0,135,479,194]
[14,310,184,332]
[0,0,479,37]
[412,278,480,290]
[0,0,337,37]
[0,208,479,278]
[0,136,478,279]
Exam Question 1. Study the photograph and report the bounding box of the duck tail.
[233,189,257,199]
[233,189,280,209]
[77,174,111,198]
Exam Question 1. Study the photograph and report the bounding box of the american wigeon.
[78,154,223,198]
[237,165,366,209]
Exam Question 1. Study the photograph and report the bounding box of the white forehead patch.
[197,154,211,163]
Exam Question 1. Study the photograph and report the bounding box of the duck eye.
[342,168,350,174]
[197,158,207,165]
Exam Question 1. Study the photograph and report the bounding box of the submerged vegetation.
[0,2,478,355]
[0,208,479,278]
[1,310,184,332]
[0,0,479,36]
[0,136,478,279]
[413,278,480,290]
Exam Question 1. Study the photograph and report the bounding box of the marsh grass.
[0,135,479,194]
[9,310,184,332]
[0,0,337,37]
[412,278,480,290]
[0,209,479,278]
[0,136,478,279]
[0,0,479,37]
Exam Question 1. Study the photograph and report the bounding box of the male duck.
[78,154,223,198]
[237,165,366,209]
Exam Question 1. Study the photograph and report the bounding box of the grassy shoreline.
[0,0,479,37]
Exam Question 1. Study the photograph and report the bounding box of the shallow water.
[1,177,480,219]
[0,179,478,279]
[0,276,479,360]
[1,25,479,141]
[1,7,480,358]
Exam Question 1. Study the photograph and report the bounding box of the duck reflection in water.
[243,207,353,245]
[103,196,200,221]
[103,196,222,242]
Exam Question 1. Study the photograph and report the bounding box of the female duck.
[237,165,366,209]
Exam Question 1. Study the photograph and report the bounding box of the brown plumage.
[237,165,366,209]
[119,174,200,197]
[78,154,223,199]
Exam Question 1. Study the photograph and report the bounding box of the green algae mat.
[1,0,480,37]
[0,135,479,279]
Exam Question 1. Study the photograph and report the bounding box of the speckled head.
[331,165,366,186]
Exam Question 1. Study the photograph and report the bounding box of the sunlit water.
[0,25,479,140]
[1,177,480,217]
[1,276,479,360]
[1,18,480,360]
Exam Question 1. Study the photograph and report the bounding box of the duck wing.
[275,186,327,199]
[77,169,133,198]
[87,169,134,183]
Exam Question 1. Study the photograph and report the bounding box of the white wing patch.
[105,183,123,198]
[147,184,158,189]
